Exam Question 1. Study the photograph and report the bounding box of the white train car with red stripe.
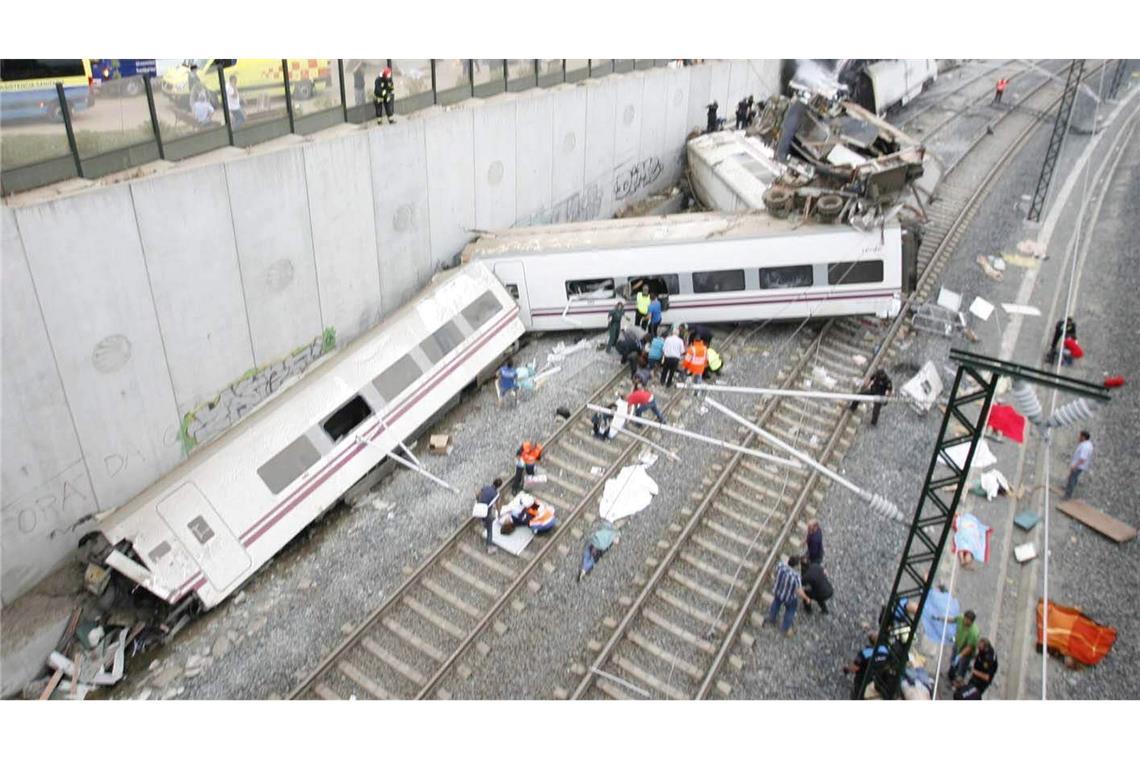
[92,262,523,610]
[461,212,916,332]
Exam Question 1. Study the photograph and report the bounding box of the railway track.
[291,327,755,699]
[563,60,1111,701]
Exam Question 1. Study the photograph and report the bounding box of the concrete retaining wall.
[0,60,781,605]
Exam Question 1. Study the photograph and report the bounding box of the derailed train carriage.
[87,263,523,611]
[461,211,919,332]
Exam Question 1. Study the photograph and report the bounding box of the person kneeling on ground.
[627,384,666,424]
[701,346,724,380]
[953,638,997,699]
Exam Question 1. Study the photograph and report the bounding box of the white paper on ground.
[598,465,659,522]
[1014,542,1037,562]
[969,297,995,321]
[1001,303,1042,316]
[936,287,962,312]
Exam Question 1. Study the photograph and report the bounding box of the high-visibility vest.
[636,292,651,315]
[707,348,722,372]
[684,341,708,374]
[519,441,543,465]
[997,79,1007,92]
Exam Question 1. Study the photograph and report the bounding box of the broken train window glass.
[566,278,615,300]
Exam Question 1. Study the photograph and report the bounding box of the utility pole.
[1027,60,1085,223]
[853,349,1110,700]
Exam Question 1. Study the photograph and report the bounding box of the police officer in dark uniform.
[850,369,893,426]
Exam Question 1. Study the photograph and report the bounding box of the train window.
[372,355,422,404]
[758,265,814,289]
[629,274,680,295]
[258,436,322,495]
[566,278,615,299]
[418,320,466,363]
[827,260,884,285]
[461,290,502,330]
[692,269,746,293]
[504,284,520,301]
[322,395,373,443]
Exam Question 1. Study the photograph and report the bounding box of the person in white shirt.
[1064,430,1093,500]
[660,330,685,388]
[225,74,245,130]
[192,91,215,126]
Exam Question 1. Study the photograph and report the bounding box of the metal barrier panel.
[287,58,341,122]
[0,154,78,195]
[435,59,471,106]
[538,59,564,87]
[343,59,389,123]
[393,58,433,113]
[565,59,590,83]
[0,90,76,177]
[506,59,536,92]
[473,59,507,97]
[614,59,635,74]
[74,72,155,177]
[590,59,614,77]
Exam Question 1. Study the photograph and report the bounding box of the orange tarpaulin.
[1035,599,1117,666]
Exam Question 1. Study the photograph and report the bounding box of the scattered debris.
[968,296,995,321]
[1001,252,1041,269]
[1014,511,1041,531]
[899,361,943,413]
[1001,303,1042,317]
[1014,542,1038,563]
[976,255,1004,280]
[428,434,452,455]
[936,286,962,312]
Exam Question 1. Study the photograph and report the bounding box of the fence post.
[534,59,540,88]
[502,59,508,88]
[144,75,165,160]
[562,59,567,83]
[338,59,349,122]
[430,59,438,105]
[469,60,476,98]
[218,65,234,145]
[282,59,295,133]
[56,83,83,178]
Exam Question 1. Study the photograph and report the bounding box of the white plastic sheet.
[598,465,659,522]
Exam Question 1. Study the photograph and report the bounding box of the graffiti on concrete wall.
[613,155,664,200]
[178,327,337,456]
[520,182,604,227]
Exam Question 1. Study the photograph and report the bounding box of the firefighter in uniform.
[635,285,652,331]
[375,66,395,123]
[513,440,544,494]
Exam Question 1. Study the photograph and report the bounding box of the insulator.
[868,493,906,523]
[1010,380,1044,424]
[1043,397,1100,428]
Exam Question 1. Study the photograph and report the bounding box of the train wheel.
[763,186,793,217]
[816,193,844,221]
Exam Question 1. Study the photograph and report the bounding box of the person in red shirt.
[627,383,666,423]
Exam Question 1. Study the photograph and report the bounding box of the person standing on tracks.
[476,478,503,554]
[1046,317,1077,364]
[702,346,724,380]
[1063,430,1094,500]
[683,336,709,386]
[660,329,685,388]
[800,558,833,615]
[805,519,824,564]
[647,294,663,337]
[497,358,519,407]
[953,638,997,699]
[993,78,1008,105]
[606,300,626,353]
[647,333,665,370]
[935,608,979,685]
[513,440,544,494]
[374,66,395,124]
[635,286,652,331]
[764,555,809,636]
[735,97,750,130]
[849,369,893,426]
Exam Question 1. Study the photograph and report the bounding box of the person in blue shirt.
[647,296,663,337]
[647,334,665,368]
[498,359,519,407]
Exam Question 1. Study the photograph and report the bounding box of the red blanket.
[987,403,1026,443]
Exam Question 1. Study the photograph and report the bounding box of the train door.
[493,261,532,328]
[157,483,252,592]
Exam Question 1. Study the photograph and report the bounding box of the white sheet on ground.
[979,469,1010,500]
[944,439,997,471]
[598,465,659,522]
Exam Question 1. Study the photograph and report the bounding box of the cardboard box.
[429,434,451,455]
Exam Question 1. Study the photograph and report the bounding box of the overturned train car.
[88,263,524,611]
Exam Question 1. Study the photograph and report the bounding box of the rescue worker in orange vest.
[683,337,708,385]
[993,78,1008,105]
[513,440,544,494]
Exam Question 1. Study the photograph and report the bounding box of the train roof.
[462,212,894,260]
[97,261,507,530]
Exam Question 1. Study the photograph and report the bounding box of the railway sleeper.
[667,568,745,607]
[612,654,689,700]
[360,635,428,688]
[540,470,589,498]
[543,452,603,483]
[690,532,759,572]
[680,551,749,590]
[714,497,782,528]
[726,478,795,507]
[654,588,731,634]
[421,577,485,618]
[335,659,392,699]
[441,559,502,598]
[642,606,719,656]
[402,595,467,639]
[382,616,447,663]
[627,630,705,680]
[703,516,772,551]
